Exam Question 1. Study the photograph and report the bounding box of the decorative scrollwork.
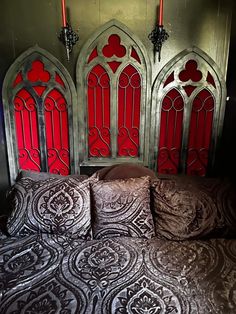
[47,148,69,175]
[18,148,41,171]
[88,127,111,157]
[158,147,179,174]
[118,127,139,157]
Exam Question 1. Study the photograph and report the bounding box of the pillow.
[7,176,95,239]
[91,176,155,239]
[17,170,88,182]
[93,163,157,181]
[151,177,219,240]
[153,175,236,239]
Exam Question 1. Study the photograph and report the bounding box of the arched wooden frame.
[3,46,78,184]
[150,46,227,176]
[76,19,152,167]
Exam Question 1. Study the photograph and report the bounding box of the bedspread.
[0,234,235,313]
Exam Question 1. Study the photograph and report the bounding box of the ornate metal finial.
[148,25,169,62]
[59,23,79,61]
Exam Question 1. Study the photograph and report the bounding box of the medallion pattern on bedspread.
[1,236,236,313]
[66,239,138,295]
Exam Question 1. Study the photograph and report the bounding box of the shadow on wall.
[217,4,236,179]
[0,57,10,214]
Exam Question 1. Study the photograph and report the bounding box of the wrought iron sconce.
[149,0,169,62]
[58,0,79,61]
[59,24,79,61]
[148,25,169,62]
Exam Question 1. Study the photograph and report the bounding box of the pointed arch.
[3,46,78,184]
[150,46,226,176]
[76,19,151,167]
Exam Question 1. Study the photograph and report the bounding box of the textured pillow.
[7,176,95,239]
[93,163,157,181]
[17,170,88,182]
[151,178,219,240]
[91,176,155,239]
[153,175,236,239]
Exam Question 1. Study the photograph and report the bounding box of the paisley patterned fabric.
[91,176,155,239]
[7,177,95,239]
[151,178,219,240]
[0,234,236,313]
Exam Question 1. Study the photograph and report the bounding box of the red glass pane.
[87,65,111,157]
[13,72,23,87]
[107,61,121,73]
[33,86,46,97]
[88,47,98,63]
[187,89,214,176]
[118,65,141,157]
[55,73,65,87]
[131,47,141,64]
[183,85,197,97]
[163,72,174,87]
[102,34,126,58]
[27,60,50,82]
[44,89,70,175]
[206,72,216,88]
[14,88,41,171]
[157,89,184,174]
[179,60,202,82]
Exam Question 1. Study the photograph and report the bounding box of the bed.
[0,164,236,314]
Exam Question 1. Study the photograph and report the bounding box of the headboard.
[2,21,227,185]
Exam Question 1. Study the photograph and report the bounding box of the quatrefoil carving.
[102,34,126,58]
[179,60,202,82]
[27,60,50,82]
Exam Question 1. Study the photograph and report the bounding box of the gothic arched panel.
[150,47,226,176]
[77,19,151,167]
[3,46,78,184]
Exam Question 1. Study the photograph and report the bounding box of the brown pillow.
[93,163,156,181]
[151,178,219,240]
[91,176,155,239]
[154,175,236,238]
[7,176,95,239]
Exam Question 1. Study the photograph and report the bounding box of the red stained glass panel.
[118,65,141,157]
[87,65,111,157]
[14,89,41,171]
[187,89,214,176]
[102,34,126,58]
[88,47,98,64]
[157,89,184,174]
[13,72,23,87]
[179,60,202,82]
[131,47,141,64]
[27,60,50,82]
[44,89,70,175]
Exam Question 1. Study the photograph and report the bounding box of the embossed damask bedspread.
[0,234,235,313]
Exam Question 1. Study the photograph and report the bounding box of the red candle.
[61,0,67,27]
[159,0,163,25]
